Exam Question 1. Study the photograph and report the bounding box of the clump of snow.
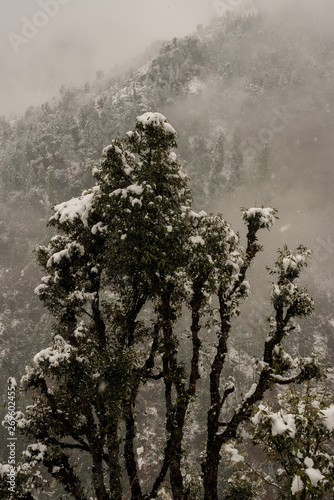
[136,112,176,134]
[102,144,113,154]
[137,447,144,456]
[291,475,303,495]
[252,406,297,437]
[271,412,296,437]
[304,457,325,486]
[53,187,100,227]
[46,241,85,268]
[0,464,11,475]
[251,406,268,425]
[189,235,205,246]
[127,183,144,195]
[33,336,74,367]
[15,411,30,429]
[112,182,144,199]
[34,283,48,296]
[163,122,176,134]
[320,404,334,431]
[304,457,313,467]
[138,457,145,470]
[8,377,17,387]
[131,198,142,208]
[282,254,307,273]
[74,323,86,338]
[242,207,276,229]
[224,443,244,464]
[243,383,257,401]
[24,443,47,461]
[91,222,108,235]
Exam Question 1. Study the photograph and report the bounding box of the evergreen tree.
[1,115,320,500]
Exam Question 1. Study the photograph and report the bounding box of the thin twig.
[244,460,283,491]
[123,472,138,500]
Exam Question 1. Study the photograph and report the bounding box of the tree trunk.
[92,453,109,500]
[161,289,185,500]
[124,390,143,500]
[109,421,122,500]
[202,445,220,500]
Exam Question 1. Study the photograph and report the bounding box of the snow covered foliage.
[241,206,277,231]
[8,113,318,500]
[251,382,334,499]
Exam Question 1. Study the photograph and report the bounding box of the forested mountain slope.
[1,9,334,470]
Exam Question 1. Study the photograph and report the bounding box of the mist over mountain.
[0,0,215,117]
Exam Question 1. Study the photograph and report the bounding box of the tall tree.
[1,114,319,500]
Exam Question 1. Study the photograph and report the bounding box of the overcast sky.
[0,0,217,118]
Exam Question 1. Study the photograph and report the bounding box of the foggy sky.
[1,0,334,118]
[0,0,215,118]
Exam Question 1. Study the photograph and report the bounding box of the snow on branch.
[51,186,100,228]
[270,244,311,280]
[136,112,176,135]
[241,206,277,231]
[33,335,75,368]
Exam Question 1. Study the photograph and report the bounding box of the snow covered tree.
[1,113,319,500]
[250,380,334,499]
[3,112,194,500]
